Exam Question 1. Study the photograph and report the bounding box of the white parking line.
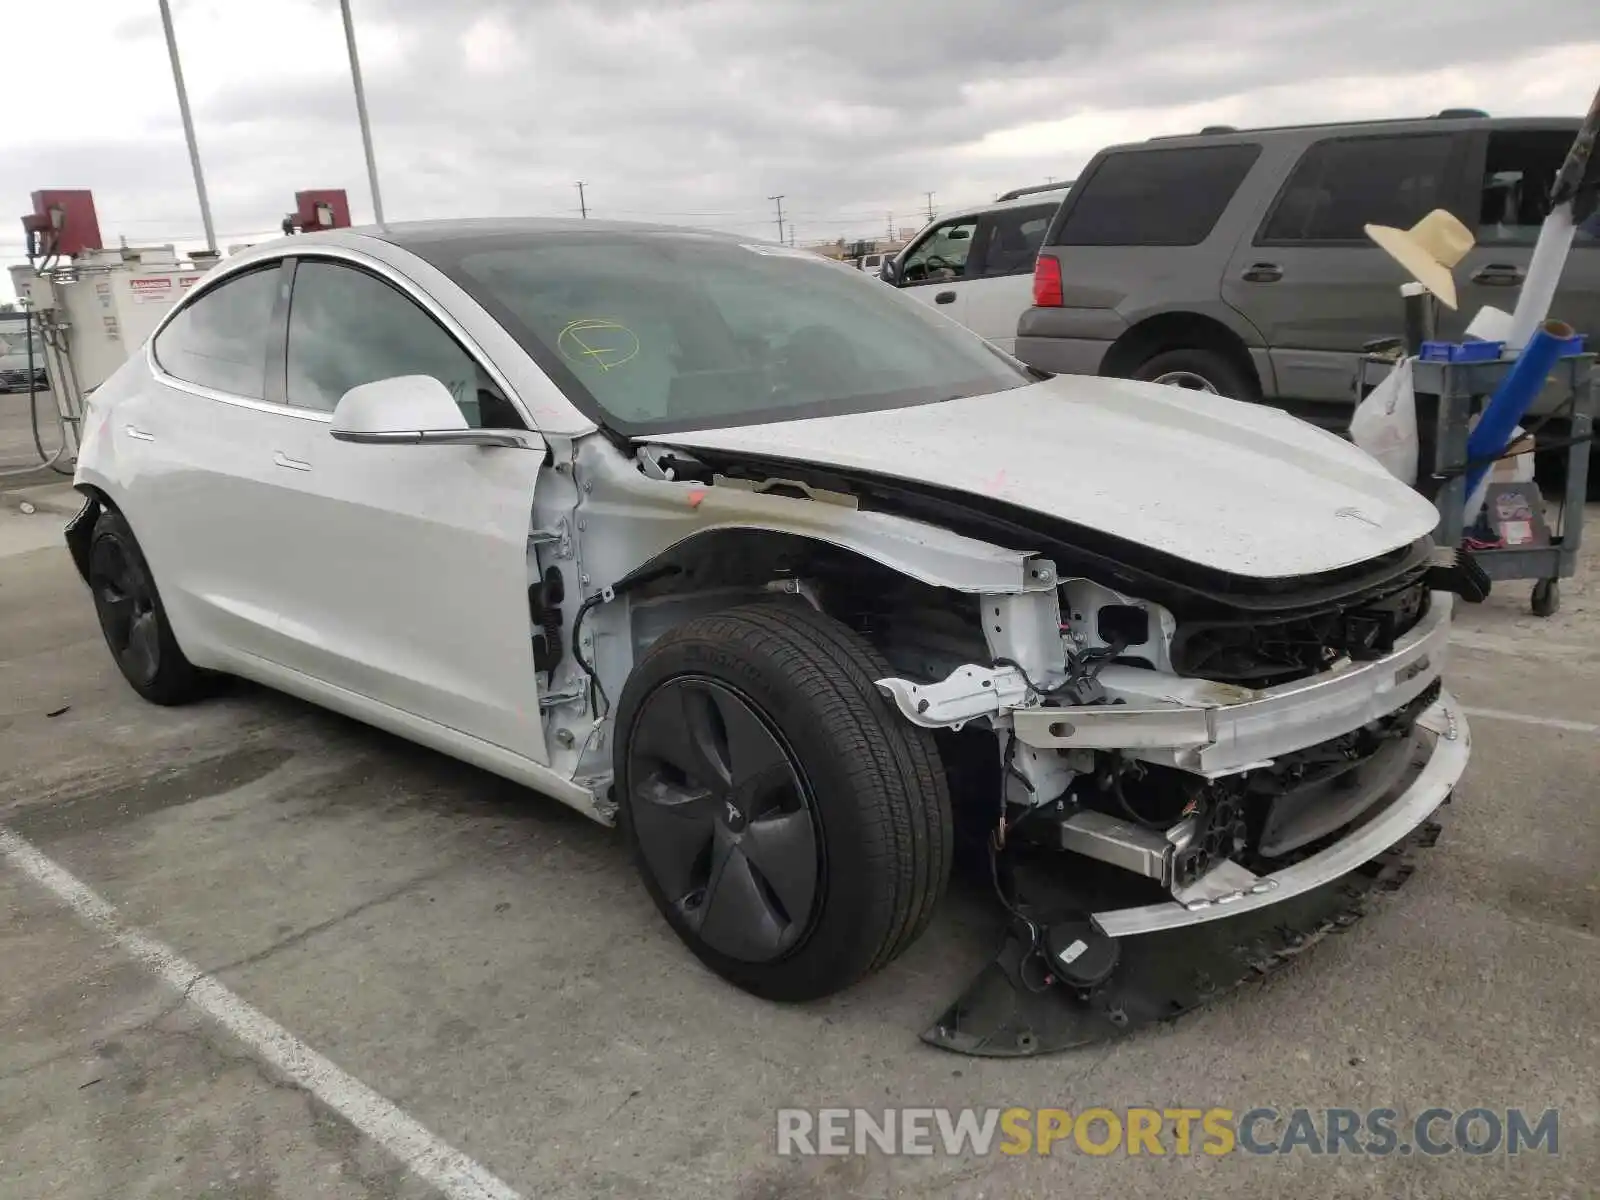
[1460,706,1600,735]
[0,827,523,1200]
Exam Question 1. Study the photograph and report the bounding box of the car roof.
[936,188,1075,224]
[1101,113,1581,155]
[342,217,747,248]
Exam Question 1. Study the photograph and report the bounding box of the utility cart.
[1356,352,1594,616]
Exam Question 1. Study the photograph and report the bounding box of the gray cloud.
[5,0,1600,267]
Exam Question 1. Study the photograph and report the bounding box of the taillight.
[1032,254,1063,307]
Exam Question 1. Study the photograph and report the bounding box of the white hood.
[651,375,1441,579]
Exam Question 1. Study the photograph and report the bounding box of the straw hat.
[1363,209,1475,310]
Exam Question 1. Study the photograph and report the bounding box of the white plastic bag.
[1350,357,1418,485]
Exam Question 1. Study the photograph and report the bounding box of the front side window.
[416,233,1028,434]
[153,265,280,398]
[285,258,521,427]
[973,204,1056,277]
[1054,144,1260,247]
[1478,128,1596,246]
[1260,133,1457,243]
[899,218,978,283]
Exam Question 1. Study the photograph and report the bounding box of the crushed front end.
[873,549,1471,1056]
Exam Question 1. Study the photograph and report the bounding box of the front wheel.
[615,602,952,1001]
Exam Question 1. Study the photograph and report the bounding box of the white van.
[880,182,1071,354]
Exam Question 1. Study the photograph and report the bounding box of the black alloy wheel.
[91,533,162,689]
[615,602,952,1001]
[87,509,208,705]
[626,677,821,964]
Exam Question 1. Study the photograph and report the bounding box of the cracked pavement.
[1,492,1597,1199]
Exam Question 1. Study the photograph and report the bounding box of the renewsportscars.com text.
[776,1106,1559,1158]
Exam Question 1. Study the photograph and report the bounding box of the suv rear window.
[1052,145,1260,247]
[1260,133,1457,243]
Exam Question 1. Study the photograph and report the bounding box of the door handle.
[935,290,957,304]
[124,424,155,442]
[272,451,311,472]
[1470,263,1524,286]
[1240,263,1283,283]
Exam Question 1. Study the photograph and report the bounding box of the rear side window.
[152,266,280,398]
[1053,145,1260,246]
[1260,133,1457,242]
[973,204,1057,277]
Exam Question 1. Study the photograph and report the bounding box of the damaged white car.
[65,220,1471,1055]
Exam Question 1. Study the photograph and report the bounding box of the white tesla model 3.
[65,220,1466,1042]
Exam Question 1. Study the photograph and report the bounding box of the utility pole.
[340,0,385,224]
[576,181,588,218]
[789,225,796,248]
[157,0,216,253]
[768,194,786,243]
[886,212,894,242]
[924,192,935,223]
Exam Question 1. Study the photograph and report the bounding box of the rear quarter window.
[1051,144,1261,247]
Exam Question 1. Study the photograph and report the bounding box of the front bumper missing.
[924,815,1444,1056]
[1093,693,1467,936]
[921,694,1468,1056]
[1010,594,1454,776]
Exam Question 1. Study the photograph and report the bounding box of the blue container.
[1419,339,1506,363]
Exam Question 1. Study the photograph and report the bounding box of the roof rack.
[994,180,1074,202]
[1147,109,1496,141]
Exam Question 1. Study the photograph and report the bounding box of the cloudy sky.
[4,0,1599,291]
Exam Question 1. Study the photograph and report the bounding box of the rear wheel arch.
[64,484,120,585]
[1101,311,1264,400]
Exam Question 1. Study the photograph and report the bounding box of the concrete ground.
[0,387,71,489]
[1,482,1596,1199]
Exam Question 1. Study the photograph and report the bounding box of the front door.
[1452,125,1600,412]
[272,254,550,762]
[893,215,978,331]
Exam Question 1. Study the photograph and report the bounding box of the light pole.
[340,0,385,224]
[157,0,216,253]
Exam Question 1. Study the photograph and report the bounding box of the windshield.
[413,232,1028,434]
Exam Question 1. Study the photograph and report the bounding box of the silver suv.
[1016,112,1598,419]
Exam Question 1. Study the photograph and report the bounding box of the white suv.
[881,182,1071,354]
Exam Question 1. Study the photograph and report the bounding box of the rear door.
[891,215,978,329]
[136,259,315,665]
[1222,130,1476,404]
[1453,123,1599,382]
[960,202,1058,352]
[273,253,550,761]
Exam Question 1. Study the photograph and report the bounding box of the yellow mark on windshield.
[557,318,639,372]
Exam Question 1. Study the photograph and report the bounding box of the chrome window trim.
[145,243,536,431]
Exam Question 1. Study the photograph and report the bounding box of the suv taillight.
[1033,254,1063,307]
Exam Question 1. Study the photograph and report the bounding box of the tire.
[1131,347,1259,402]
[614,601,952,1001]
[87,509,209,706]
